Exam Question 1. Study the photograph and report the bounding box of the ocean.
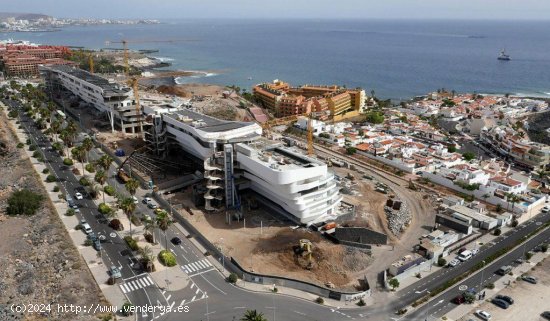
[3,19,550,100]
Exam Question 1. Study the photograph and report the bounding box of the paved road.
[5,99,167,320]
[6,97,549,321]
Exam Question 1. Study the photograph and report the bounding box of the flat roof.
[449,205,497,223]
[166,108,252,132]
[42,65,131,96]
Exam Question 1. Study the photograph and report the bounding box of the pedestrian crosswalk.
[181,258,212,274]
[119,275,155,294]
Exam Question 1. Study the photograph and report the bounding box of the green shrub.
[485,282,495,289]
[438,258,447,267]
[98,203,112,215]
[103,185,116,196]
[66,208,75,216]
[32,150,41,158]
[29,144,37,151]
[46,174,57,182]
[53,185,60,192]
[315,297,324,305]
[124,236,139,251]
[52,142,62,151]
[84,239,92,246]
[63,158,73,166]
[26,138,31,145]
[525,252,533,260]
[158,250,177,267]
[8,110,18,118]
[120,302,134,317]
[79,177,90,186]
[541,243,548,253]
[17,142,24,149]
[7,189,44,216]
[227,273,238,284]
[42,168,50,174]
[493,228,502,236]
[85,163,96,173]
[357,298,366,306]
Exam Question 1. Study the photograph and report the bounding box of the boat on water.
[498,49,511,61]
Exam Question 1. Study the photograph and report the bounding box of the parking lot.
[458,254,549,321]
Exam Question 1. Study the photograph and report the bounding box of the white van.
[458,250,472,262]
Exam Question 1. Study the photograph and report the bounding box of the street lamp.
[219,237,225,272]
[423,290,431,321]
[479,260,486,295]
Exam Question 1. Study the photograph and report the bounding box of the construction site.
[33,42,439,291]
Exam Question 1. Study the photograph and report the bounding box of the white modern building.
[40,65,140,133]
[145,108,342,224]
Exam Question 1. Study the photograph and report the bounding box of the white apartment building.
[40,65,140,133]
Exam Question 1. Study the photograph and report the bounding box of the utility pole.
[479,260,486,294]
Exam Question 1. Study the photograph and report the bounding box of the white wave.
[152,56,174,62]
[174,71,219,84]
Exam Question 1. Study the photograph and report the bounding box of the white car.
[471,248,480,256]
[132,196,138,204]
[542,206,550,213]
[475,310,491,320]
[75,192,83,200]
[448,259,460,268]
[142,197,152,204]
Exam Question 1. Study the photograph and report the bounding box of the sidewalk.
[2,106,132,320]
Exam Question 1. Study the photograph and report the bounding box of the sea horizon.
[3,18,550,100]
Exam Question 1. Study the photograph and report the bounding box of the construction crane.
[88,54,94,74]
[128,70,199,133]
[307,112,314,156]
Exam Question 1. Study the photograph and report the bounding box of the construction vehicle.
[117,168,131,184]
[293,239,314,270]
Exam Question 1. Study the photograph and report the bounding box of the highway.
[5,97,550,321]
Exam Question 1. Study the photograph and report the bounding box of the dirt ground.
[0,107,108,320]
[458,256,550,321]
[169,192,372,291]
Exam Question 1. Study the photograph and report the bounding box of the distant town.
[0,12,159,32]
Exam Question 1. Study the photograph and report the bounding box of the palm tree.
[139,245,156,272]
[50,119,62,142]
[125,178,139,196]
[81,137,94,163]
[144,220,157,244]
[156,210,172,249]
[241,310,268,321]
[119,197,137,235]
[94,170,108,203]
[59,129,71,156]
[72,146,87,173]
[96,155,113,173]
[87,183,101,200]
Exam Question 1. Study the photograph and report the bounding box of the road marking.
[195,288,200,295]
[120,284,129,293]
[294,310,306,316]
[180,299,186,306]
[166,294,172,301]
[191,283,195,289]
[191,296,196,301]
[169,301,175,310]
[188,267,216,278]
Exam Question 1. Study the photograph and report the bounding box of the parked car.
[147,202,158,209]
[542,206,550,213]
[82,223,93,234]
[491,298,509,309]
[514,258,524,264]
[142,197,152,204]
[471,248,480,256]
[75,192,83,200]
[448,259,460,268]
[132,196,138,204]
[541,311,550,320]
[521,275,537,284]
[475,310,491,321]
[171,237,182,245]
[495,295,514,305]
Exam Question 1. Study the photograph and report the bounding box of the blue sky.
[3,0,550,20]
